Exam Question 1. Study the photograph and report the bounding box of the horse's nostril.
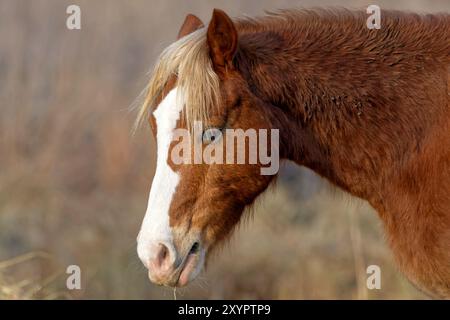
[155,243,170,268]
[189,242,200,254]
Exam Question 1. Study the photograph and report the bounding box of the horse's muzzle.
[137,235,205,287]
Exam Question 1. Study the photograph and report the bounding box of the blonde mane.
[135,28,220,132]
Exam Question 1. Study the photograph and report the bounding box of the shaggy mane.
[135,28,219,132]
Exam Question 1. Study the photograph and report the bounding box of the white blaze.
[137,88,183,266]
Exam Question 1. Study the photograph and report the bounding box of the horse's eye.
[202,127,223,144]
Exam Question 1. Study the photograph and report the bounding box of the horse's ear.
[207,9,238,72]
[177,14,204,39]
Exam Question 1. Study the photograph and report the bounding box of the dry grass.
[0,251,70,299]
[1,0,447,299]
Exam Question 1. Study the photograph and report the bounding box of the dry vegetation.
[1,0,447,299]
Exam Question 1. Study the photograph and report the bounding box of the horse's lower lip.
[176,252,198,287]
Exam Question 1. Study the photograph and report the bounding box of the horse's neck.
[236,12,449,209]
[238,13,450,297]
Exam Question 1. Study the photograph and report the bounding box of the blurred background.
[0,0,448,299]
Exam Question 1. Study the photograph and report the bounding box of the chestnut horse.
[136,8,450,298]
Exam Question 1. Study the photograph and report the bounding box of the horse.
[135,8,450,298]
